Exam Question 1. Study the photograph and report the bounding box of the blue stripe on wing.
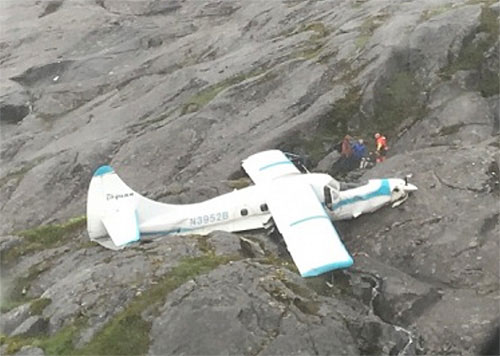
[259,160,294,171]
[290,215,330,227]
[301,257,354,277]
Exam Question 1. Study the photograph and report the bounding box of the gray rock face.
[13,346,45,356]
[10,316,48,337]
[149,262,358,356]
[0,303,31,336]
[0,0,498,355]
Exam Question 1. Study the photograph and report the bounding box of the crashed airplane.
[87,150,417,277]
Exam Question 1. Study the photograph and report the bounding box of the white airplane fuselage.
[136,173,413,238]
[87,151,418,275]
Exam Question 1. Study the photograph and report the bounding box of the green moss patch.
[440,6,499,97]
[2,254,234,355]
[181,69,267,115]
[300,22,329,40]
[278,87,363,166]
[0,263,49,313]
[2,216,87,266]
[76,253,234,355]
[372,71,426,138]
[1,317,87,355]
[0,156,48,189]
[419,4,453,22]
[355,14,389,49]
[29,298,52,315]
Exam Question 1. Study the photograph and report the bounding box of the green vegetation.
[258,254,299,274]
[1,254,235,355]
[1,317,87,355]
[0,156,48,189]
[294,43,324,61]
[420,3,453,22]
[280,64,426,166]
[372,71,426,138]
[76,253,233,356]
[1,216,87,266]
[300,22,328,40]
[277,86,363,166]
[355,14,389,49]
[0,263,49,313]
[295,22,329,61]
[440,6,499,97]
[267,271,320,316]
[181,68,267,115]
[465,0,496,5]
[278,21,329,62]
[127,108,176,134]
[284,0,304,8]
[196,235,215,254]
[29,298,52,315]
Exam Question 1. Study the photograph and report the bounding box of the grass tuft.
[440,6,499,97]
[181,69,267,115]
[76,253,234,355]
[29,298,52,315]
[2,216,87,266]
[1,254,235,355]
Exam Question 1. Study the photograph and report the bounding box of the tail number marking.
[190,211,229,226]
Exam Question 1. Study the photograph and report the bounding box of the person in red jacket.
[374,133,388,163]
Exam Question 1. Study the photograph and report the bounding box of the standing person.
[340,135,354,170]
[341,135,353,158]
[374,133,388,163]
[352,139,366,168]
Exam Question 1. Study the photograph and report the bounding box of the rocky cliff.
[1,0,498,355]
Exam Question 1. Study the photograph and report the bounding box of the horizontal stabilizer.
[102,206,140,248]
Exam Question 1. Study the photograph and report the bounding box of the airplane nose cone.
[403,183,418,191]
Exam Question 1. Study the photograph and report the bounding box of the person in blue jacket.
[352,139,367,169]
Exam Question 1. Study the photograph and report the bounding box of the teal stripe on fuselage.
[141,227,196,237]
[290,215,330,227]
[333,179,391,210]
[259,160,293,171]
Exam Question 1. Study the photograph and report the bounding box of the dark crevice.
[39,0,63,18]
[434,172,486,194]
[0,104,30,124]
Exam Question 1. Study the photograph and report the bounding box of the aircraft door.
[324,185,340,210]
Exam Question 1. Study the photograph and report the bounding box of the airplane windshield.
[327,179,340,191]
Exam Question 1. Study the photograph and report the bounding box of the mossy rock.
[440,6,499,97]
[1,216,87,266]
[29,298,52,315]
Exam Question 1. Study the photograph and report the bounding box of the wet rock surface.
[1,0,498,355]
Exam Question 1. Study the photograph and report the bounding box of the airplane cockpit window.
[324,181,341,210]
[284,152,309,173]
[327,179,340,191]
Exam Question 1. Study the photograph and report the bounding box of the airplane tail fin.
[86,165,172,249]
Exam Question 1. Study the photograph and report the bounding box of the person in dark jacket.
[352,139,366,168]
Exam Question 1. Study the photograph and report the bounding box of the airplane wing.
[265,179,353,277]
[242,150,301,185]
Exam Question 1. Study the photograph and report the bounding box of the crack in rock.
[360,271,417,356]
[434,172,486,193]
